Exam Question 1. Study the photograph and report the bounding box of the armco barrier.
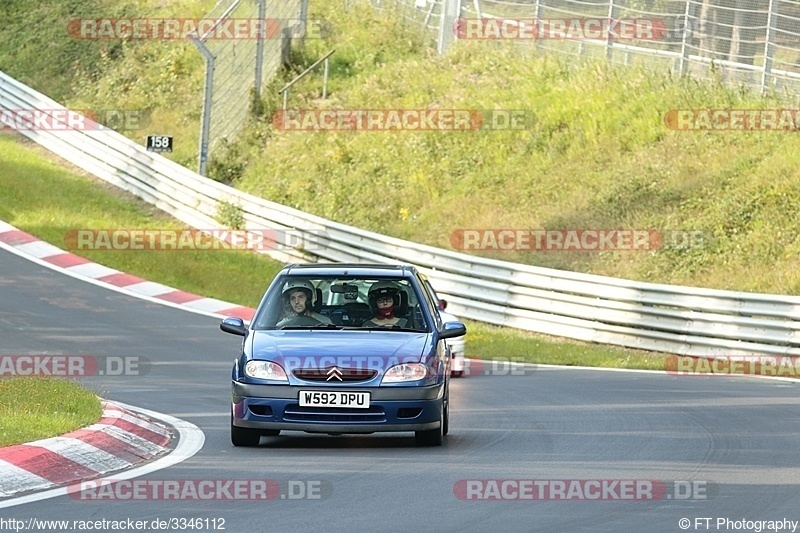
[3,69,800,356]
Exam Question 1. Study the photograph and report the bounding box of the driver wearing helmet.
[362,280,409,328]
[276,279,332,327]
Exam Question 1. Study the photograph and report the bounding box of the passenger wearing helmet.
[362,280,409,328]
[276,279,332,327]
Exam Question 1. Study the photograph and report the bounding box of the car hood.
[248,330,430,367]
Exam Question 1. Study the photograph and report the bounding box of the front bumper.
[232,382,444,433]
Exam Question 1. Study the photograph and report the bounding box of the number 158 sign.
[146,135,173,153]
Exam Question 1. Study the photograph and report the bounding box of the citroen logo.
[326,367,343,381]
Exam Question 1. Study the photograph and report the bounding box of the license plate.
[299,391,370,409]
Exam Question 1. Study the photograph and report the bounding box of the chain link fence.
[392,0,800,97]
[365,0,454,51]
[366,0,444,32]
[191,0,304,175]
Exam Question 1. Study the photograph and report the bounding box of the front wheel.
[415,402,444,446]
[231,416,262,447]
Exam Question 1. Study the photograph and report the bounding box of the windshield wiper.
[273,325,427,332]
[276,324,344,330]
[360,327,427,333]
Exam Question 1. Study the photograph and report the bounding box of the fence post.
[678,0,694,77]
[534,0,543,51]
[761,0,778,94]
[323,56,330,99]
[254,0,266,100]
[301,0,310,44]
[423,1,436,29]
[438,0,463,55]
[605,0,616,60]
[191,37,215,177]
[472,0,482,18]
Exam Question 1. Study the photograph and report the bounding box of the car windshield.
[253,276,430,331]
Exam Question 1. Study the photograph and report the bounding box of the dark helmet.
[368,280,400,310]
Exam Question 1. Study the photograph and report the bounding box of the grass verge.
[0,377,102,447]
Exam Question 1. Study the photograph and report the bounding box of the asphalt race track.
[3,246,800,533]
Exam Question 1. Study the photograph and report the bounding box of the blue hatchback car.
[221,264,467,446]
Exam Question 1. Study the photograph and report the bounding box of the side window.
[417,275,442,329]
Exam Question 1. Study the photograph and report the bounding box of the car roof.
[280,263,418,277]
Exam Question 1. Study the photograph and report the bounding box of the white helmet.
[282,279,315,310]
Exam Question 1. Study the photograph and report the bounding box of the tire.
[415,401,444,447]
[451,370,463,378]
[443,394,450,436]
[231,417,262,447]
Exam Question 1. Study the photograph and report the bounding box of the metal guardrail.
[3,69,800,356]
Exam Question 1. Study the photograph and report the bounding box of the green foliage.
[208,139,248,185]
[215,200,245,230]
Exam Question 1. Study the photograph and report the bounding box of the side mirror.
[438,299,448,310]
[220,317,247,336]
[439,321,466,340]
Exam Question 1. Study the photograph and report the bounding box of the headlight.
[383,363,428,383]
[245,360,288,381]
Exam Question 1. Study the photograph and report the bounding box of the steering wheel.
[278,315,324,327]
